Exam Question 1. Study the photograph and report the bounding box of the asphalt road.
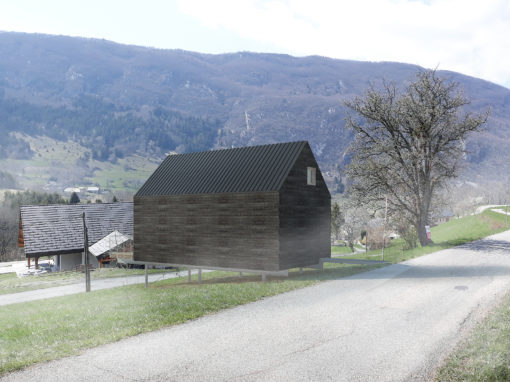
[4,231,510,381]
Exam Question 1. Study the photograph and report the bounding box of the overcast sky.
[1,0,509,88]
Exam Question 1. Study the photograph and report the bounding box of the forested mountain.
[1,31,510,191]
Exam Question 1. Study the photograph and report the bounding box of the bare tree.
[345,70,487,246]
[342,206,368,252]
[0,207,18,261]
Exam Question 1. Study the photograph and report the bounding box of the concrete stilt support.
[239,272,243,278]
[299,267,303,274]
[198,269,202,284]
[144,264,148,288]
[261,274,267,282]
[188,269,192,283]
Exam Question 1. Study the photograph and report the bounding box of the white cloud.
[178,0,510,87]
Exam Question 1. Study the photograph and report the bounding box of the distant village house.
[19,202,133,270]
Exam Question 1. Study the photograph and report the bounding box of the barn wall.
[134,192,280,271]
[279,144,331,269]
[59,252,83,271]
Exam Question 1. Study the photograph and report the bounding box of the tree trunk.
[416,222,433,247]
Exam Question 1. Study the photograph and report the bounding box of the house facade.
[134,141,331,271]
[19,202,133,270]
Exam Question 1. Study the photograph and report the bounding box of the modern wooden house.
[134,141,331,271]
[19,202,133,270]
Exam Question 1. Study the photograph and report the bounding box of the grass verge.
[0,263,380,375]
[0,268,168,295]
[435,290,510,381]
[344,208,510,263]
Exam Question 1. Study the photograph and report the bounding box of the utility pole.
[82,212,91,292]
[381,196,388,261]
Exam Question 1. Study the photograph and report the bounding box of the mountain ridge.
[1,31,509,191]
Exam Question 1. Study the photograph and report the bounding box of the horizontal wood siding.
[279,144,331,269]
[134,192,280,271]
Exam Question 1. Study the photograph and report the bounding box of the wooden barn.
[134,141,331,272]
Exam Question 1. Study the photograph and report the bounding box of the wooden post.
[82,212,91,292]
[198,269,202,284]
[27,257,31,269]
[35,257,39,270]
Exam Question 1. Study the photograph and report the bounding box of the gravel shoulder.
[4,231,510,381]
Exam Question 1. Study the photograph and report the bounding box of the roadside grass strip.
[0,268,169,295]
[343,208,510,263]
[435,291,510,382]
[0,263,380,375]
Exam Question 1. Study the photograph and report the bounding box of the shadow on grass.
[149,264,386,288]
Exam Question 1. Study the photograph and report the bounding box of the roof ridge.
[135,141,308,196]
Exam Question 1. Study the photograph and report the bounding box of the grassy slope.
[1,134,157,193]
[342,208,509,264]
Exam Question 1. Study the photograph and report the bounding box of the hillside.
[1,31,509,192]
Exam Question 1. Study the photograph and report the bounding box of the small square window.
[307,167,316,186]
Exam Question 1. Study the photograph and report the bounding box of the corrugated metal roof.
[89,230,131,257]
[135,141,307,196]
[20,202,133,257]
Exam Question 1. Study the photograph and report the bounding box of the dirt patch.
[480,215,505,230]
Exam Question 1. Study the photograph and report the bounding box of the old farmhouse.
[19,202,133,270]
[134,141,331,272]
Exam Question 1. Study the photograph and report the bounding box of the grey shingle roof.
[20,202,133,257]
[135,141,307,196]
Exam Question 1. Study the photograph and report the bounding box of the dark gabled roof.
[135,141,307,196]
[20,202,133,257]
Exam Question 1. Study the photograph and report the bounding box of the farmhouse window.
[307,167,316,185]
